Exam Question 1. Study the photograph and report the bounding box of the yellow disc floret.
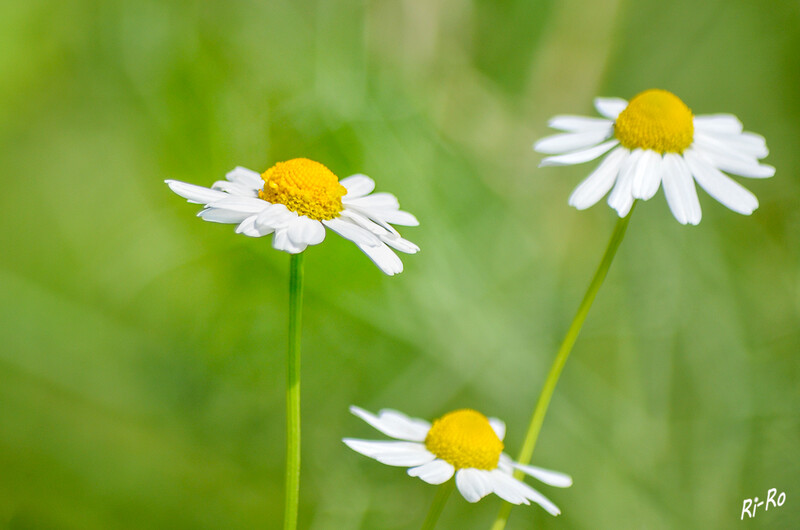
[424,409,504,470]
[259,158,346,221]
[614,89,694,154]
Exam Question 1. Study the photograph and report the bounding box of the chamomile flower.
[535,89,775,224]
[343,406,572,515]
[166,158,419,275]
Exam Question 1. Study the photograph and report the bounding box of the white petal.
[272,228,307,254]
[497,454,515,474]
[380,234,420,254]
[197,208,251,224]
[594,97,628,120]
[235,215,267,237]
[547,115,613,133]
[212,180,259,197]
[255,203,296,231]
[340,174,375,199]
[287,216,326,246]
[166,180,227,205]
[208,196,268,213]
[512,463,573,488]
[488,418,506,441]
[539,140,619,167]
[323,218,381,247]
[455,469,493,503]
[533,128,613,155]
[568,147,627,209]
[693,136,775,178]
[713,159,775,179]
[340,209,397,237]
[408,460,455,485]
[349,406,431,442]
[226,166,263,188]
[607,149,640,217]
[661,153,702,225]
[630,149,663,201]
[377,209,419,226]
[346,192,400,211]
[727,131,769,158]
[693,114,743,134]
[695,130,768,160]
[684,150,759,215]
[342,439,435,467]
[356,242,404,276]
[484,470,529,505]
[484,470,561,515]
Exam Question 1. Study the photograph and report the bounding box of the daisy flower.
[166,158,419,275]
[534,89,775,224]
[343,406,572,515]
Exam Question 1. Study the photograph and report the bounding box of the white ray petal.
[455,469,493,503]
[380,234,420,254]
[272,228,307,254]
[497,454,514,474]
[490,471,562,515]
[287,216,326,246]
[255,203,296,231]
[607,148,640,217]
[484,470,529,505]
[488,418,506,441]
[594,97,628,119]
[349,406,431,442]
[408,460,455,485]
[197,208,251,224]
[346,192,401,211]
[568,147,627,210]
[235,215,267,237]
[323,218,381,247]
[661,153,702,225]
[225,166,263,188]
[694,130,768,159]
[630,149,663,201]
[547,115,613,132]
[340,174,375,199]
[166,180,227,205]
[539,140,619,167]
[693,114,743,134]
[342,439,435,467]
[211,180,259,197]
[685,150,759,215]
[208,196,268,213]
[512,463,573,488]
[356,241,404,276]
[533,128,613,155]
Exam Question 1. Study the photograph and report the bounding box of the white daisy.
[343,406,572,515]
[534,89,775,224]
[166,158,419,275]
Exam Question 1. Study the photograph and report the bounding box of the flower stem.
[420,480,455,530]
[284,253,304,530]
[490,206,635,530]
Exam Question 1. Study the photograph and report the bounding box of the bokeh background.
[2,0,799,528]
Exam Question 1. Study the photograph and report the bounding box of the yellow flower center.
[258,158,346,221]
[424,409,504,470]
[614,89,694,154]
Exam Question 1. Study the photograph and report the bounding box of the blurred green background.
[1,0,799,528]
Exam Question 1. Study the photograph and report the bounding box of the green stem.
[284,253,304,530]
[490,206,635,530]
[420,480,455,530]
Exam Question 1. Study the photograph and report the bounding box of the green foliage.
[1,0,798,528]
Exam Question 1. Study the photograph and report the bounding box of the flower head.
[534,89,775,224]
[343,406,572,515]
[166,159,419,275]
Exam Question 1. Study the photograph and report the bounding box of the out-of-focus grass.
[1,0,799,528]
